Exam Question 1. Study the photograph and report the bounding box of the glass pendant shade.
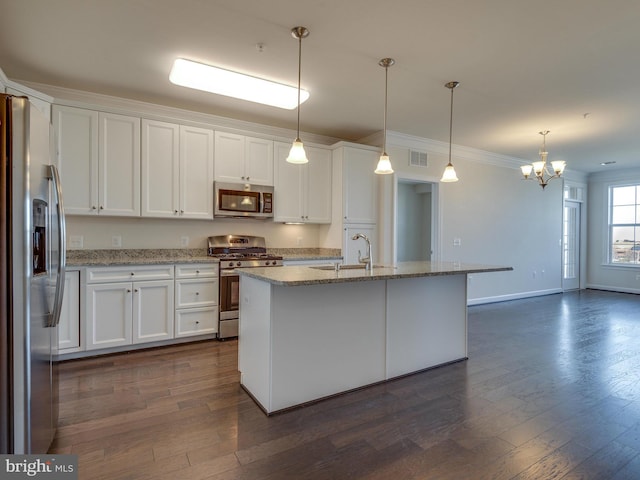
[375,154,394,174]
[532,161,546,175]
[286,138,308,164]
[520,164,533,178]
[551,160,566,174]
[440,164,459,182]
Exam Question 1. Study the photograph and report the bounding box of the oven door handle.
[220,269,238,277]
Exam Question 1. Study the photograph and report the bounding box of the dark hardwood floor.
[50,289,640,479]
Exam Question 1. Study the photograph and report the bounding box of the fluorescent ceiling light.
[169,58,309,109]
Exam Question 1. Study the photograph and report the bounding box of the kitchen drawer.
[175,263,218,278]
[87,265,174,283]
[175,306,218,337]
[175,278,218,308]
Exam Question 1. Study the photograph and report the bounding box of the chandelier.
[520,130,566,189]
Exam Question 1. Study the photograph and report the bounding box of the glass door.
[562,200,581,290]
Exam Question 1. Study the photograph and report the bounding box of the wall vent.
[409,150,428,167]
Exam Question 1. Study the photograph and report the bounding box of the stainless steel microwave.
[214,182,274,219]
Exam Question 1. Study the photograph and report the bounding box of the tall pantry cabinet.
[332,144,380,264]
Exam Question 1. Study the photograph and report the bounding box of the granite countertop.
[237,261,513,286]
[66,249,218,267]
[66,248,343,267]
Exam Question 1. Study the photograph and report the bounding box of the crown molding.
[19,80,340,147]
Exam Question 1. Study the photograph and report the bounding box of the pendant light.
[441,81,460,182]
[375,58,395,174]
[286,26,310,164]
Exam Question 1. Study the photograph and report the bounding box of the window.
[609,184,640,265]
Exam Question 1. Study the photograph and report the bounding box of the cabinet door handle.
[195,292,199,295]
[134,289,139,293]
[131,272,135,276]
[195,321,200,325]
[196,270,200,274]
[246,176,250,181]
[127,289,131,293]
[174,210,178,214]
[99,205,104,210]
[92,205,97,210]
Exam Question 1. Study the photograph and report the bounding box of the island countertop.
[236,261,512,286]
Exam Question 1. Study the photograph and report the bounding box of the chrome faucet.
[352,233,373,270]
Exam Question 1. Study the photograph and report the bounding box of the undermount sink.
[310,264,391,271]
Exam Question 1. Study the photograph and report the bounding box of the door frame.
[391,173,441,265]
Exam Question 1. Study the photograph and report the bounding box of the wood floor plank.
[50,290,640,479]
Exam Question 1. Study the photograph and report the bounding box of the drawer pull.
[195,292,199,295]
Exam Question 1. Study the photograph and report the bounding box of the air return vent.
[409,150,428,167]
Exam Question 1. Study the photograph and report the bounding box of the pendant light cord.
[296,34,302,140]
[448,85,454,166]
[383,65,388,155]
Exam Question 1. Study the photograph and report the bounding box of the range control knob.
[228,262,234,268]
[236,262,242,267]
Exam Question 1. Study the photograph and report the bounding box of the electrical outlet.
[68,235,83,248]
[532,270,537,279]
[180,236,189,247]
[636,274,640,281]
[453,238,461,246]
[111,235,122,247]
[297,237,303,246]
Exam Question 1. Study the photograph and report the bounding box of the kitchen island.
[237,261,512,414]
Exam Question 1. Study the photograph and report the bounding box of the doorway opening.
[394,177,439,263]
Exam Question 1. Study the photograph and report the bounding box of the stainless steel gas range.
[207,235,283,339]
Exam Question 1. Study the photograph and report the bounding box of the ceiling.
[2,0,639,174]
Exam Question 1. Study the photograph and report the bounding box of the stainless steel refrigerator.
[0,93,66,453]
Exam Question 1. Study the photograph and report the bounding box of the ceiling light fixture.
[375,58,395,175]
[520,130,566,189]
[169,58,309,110]
[286,26,310,164]
[441,81,460,182]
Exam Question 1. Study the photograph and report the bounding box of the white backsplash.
[66,215,321,250]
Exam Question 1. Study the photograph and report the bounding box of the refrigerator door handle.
[47,164,66,327]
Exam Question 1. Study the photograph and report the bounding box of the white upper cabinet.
[180,125,214,218]
[53,105,140,216]
[52,106,98,215]
[274,142,332,224]
[340,146,378,224]
[141,120,179,217]
[214,131,273,185]
[142,120,214,219]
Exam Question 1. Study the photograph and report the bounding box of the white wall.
[66,215,320,250]
[587,167,640,293]
[377,134,564,304]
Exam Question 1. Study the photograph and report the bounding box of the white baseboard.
[467,288,563,306]
[586,284,640,295]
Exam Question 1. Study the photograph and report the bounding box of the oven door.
[219,270,239,320]
[219,270,240,339]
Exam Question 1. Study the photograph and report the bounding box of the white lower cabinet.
[175,263,219,338]
[58,270,81,352]
[85,266,174,350]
